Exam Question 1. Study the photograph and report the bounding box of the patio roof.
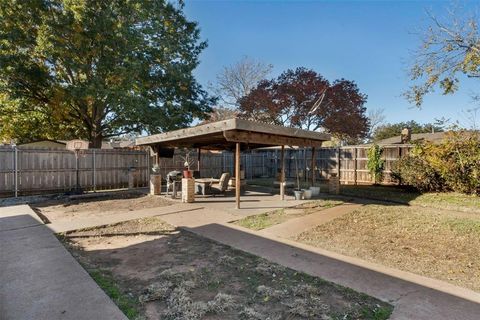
[136,118,331,151]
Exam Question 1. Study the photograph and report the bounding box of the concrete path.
[187,222,480,320]
[0,205,127,320]
[260,203,362,238]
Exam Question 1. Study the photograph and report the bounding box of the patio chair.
[210,172,230,196]
[166,170,182,195]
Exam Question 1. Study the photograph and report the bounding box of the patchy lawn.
[61,217,392,320]
[32,191,172,222]
[234,200,344,231]
[340,185,480,213]
[294,204,480,292]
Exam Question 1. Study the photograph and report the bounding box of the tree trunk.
[90,134,103,149]
[89,115,103,149]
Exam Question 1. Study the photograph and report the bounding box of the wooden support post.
[280,145,285,200]
[311,147,316,186]
[233,149,236,176]
[235,142,241,209]
[155,145,160,166]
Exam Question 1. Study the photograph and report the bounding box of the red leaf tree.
[238,67,369,141]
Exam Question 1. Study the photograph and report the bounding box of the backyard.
[2,1,480,320]
[60,216,392,320]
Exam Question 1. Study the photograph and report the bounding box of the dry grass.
[340,185,480,213]
[62,216,392,320]
[234,200,344,230]
[294,204,480,292]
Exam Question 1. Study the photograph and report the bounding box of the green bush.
[393,131,480,195]
[367,144,385,184]
[424,131,480,195]
[392,156,446,192]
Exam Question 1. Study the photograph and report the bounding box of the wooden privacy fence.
[0,147,149,197]
[315,145,412,184]
[0,144,411,197]
[155,145,412,185]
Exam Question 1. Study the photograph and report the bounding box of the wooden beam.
[280,145,285,200]
[233,118,330,141]
[136,118,330,146]
[235,142,241,209]
[311,147,316,186]
[223,130,324,148]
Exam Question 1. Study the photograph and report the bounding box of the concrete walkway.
[0,205,127,320]
[260,203,362,238]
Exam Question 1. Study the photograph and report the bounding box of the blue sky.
[184,0,479,127]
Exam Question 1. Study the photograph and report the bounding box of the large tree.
[238,68,369,141]
[405,5,480,106]
[0,0,214,147]
[372,120,444,141]
[211,56,272,108]
[366,108,386,141]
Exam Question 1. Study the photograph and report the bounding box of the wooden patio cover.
[136,118,331,208]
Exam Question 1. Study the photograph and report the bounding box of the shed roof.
[136,118,330,150]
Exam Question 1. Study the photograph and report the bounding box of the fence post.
[93,150,96,192]
[336,147,341,182]
[353,147,357,185]
[262,153,265,177]
[146,150,150,188]
[222,152,225,173]
[13,146,18,197]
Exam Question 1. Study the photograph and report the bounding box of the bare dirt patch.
[294,204,480,292]
[32,192,172,222]
[61,217,392,320]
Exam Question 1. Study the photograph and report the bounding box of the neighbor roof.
[136,118,330,151]
[376,132,446,145]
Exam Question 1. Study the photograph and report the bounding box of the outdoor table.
[195,178,219,195]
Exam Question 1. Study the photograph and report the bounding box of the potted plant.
[152,164,160,174]
[180,150,195,178]
[309,166,320,196]
[302,188,312,199]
